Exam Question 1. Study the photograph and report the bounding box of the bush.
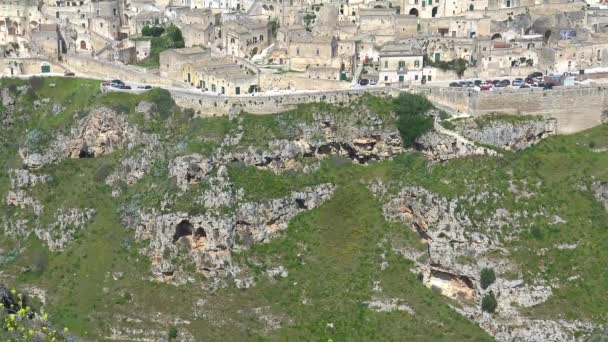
[146,88,175,119]
[481,292,498,313]
[142,25,165,37]
[480,268,496,289]
[168,326,178,340]
[392,93,434,147]
[29,76,44,92]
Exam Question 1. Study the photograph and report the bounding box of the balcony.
[397,66,408,74]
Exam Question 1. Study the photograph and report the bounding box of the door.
[41,65,50,73]
[235,87,240,95]
[434,53,440,62]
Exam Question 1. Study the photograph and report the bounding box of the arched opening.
[491,33,502,40]
[543,30,552,43]
[432,6,438,17]
[251,47,259,55]
[230,37,235,44]
[259,34,264,42]
[527,42,535,49]
[469,4,474,10]
[80,40,87,49]
[194,228,207,238]
[173,220,193,243]
[409,8,419,16]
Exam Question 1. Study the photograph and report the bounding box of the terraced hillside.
[0,77,607,341]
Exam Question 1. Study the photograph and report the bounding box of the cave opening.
[173,220,194,243]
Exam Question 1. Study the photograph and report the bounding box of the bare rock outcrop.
[451,116,557,150]
[129,184,335,283]
[35,208,96,251]
[368,180,597,341]
[414,131,497,162]
[592,181,608,210]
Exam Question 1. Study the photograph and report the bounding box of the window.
[316,49,319,56]
[236,86,240,95]
[398,60,405,68]
[414,60,420,67]
[260,35,264,41]
[415,75,419,80]
[296,48,300,56]
[384,75,388,81]
[384,61,388,68]
[428,75,432,81]
[399,75,404,82]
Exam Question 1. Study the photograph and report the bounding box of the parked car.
[465,81,475,87]
[449,82,461,87]
[110,79,125,86]
[501,79,511,85]
[359,79,369,86]
[528,72,543,79]
[480,85,492,91]
[512,78,524,87]
[64,72,75,77]
[492,80,501,86]
[138,85,152,90]
[474,80,482,86]
[118,85,132,90]
[369,79,377,85]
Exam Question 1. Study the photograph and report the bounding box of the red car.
[480,85,492,91]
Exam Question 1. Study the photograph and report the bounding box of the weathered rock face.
[18,106,155,170]
[592,181,608,210]
[66,106,130,158]
[368,180,597,342]
[35,208,96,251]
[452,117,558,151]
[169,154,214,191]
[415,131,497,162]
[129,184,335,283]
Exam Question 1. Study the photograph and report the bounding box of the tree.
[481,292,498,313]
[392,93,434,147]
[142,26,165,37]
[480,268,496,290]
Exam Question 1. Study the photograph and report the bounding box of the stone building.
[377,42,424,87]
[222,18,270,58]
[181,56,260,95]
[159,46,210,79]
[288,34,338,71]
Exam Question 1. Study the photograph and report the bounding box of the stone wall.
[415,85,608,133]
[260,74,352,91]
[171,87,400,116]
[62,55,183,87]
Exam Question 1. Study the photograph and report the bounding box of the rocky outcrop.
[592,181,608,210]
[368,180,596,341]
[34,208,96,251]
[452,117,557,151]
[235,183,335,244]
[415,131,497,162]
[130,184,335,283]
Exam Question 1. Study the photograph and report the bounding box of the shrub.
[142,25,165,37]
[392,93,434,147]
[480,268,496,289]
[531,226,543,240]
[481,292,498,313]
[29,76,44,92]
[168,326,178,340]
[146,88,175,119]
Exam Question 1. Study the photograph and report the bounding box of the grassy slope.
[1,77,607,339]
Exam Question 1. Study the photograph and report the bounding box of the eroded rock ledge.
[128,184,335,283]
[368,180,598,342]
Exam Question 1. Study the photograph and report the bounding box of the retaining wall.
[171,87,400,116]
[415,85,608,133]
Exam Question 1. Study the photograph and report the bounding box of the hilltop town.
[2,0,608,97]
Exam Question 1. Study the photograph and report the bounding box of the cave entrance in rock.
[194,227,207,238]
[173,220,193,243]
